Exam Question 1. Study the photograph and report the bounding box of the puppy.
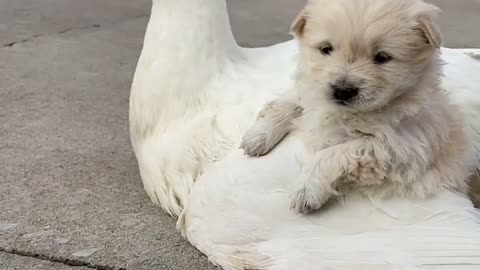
[240,0,475,214]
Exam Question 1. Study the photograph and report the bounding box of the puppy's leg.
[291,139,387,214]
[240,91,302,157]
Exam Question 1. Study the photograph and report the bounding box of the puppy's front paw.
[290,185,328,214]
[240,119,276,157]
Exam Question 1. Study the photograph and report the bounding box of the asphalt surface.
[1,0,479,269]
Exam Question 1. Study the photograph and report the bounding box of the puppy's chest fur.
[292,90,473,197]
[294,109,380,151]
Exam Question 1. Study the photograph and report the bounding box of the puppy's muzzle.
[330,79,359,103]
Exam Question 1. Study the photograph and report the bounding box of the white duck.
[130,0,480,269]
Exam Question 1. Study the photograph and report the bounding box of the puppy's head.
[292,0,442,112]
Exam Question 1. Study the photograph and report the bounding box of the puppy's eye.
[320,46,333,56]
[374,52,392,65]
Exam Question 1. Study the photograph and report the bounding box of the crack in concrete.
[1,24,102,48]
[0,247,125,270]
[1,13,149,48]
[2,34,40,47]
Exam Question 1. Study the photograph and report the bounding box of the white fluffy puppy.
[240,0,476,214]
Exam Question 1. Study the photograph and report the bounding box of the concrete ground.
[0,0,479,269]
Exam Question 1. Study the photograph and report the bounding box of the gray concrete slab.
[1,0,479,269]
[0,7,214,270]
[428,0,480,48]
[0,0,151,47]
[226,0,480,48]
[226,0,306,47]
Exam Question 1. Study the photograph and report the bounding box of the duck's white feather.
[183,135,480,270]
[130,1,480,269]
[442,48,480,170]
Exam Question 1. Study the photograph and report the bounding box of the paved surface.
[0,0,479,269]
[0,253,91,270]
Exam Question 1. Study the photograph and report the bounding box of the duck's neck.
[147,0,239,56]
[130,0,241,140]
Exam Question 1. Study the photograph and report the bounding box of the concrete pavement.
[227,0,480,48]
[1,0,479,269]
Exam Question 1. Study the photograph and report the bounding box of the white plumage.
[130,0,480,269]
[183,137,480,269]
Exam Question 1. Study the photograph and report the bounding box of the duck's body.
[183,136,480,270]
[130,0,480,269]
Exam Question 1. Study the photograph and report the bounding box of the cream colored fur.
[241,0,476,214]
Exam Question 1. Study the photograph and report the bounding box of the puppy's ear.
[416,5,442,48]
[290,8,308,37]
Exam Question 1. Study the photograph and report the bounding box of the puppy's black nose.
[331,81,359,102]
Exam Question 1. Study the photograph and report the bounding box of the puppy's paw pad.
[290,186,325,214]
